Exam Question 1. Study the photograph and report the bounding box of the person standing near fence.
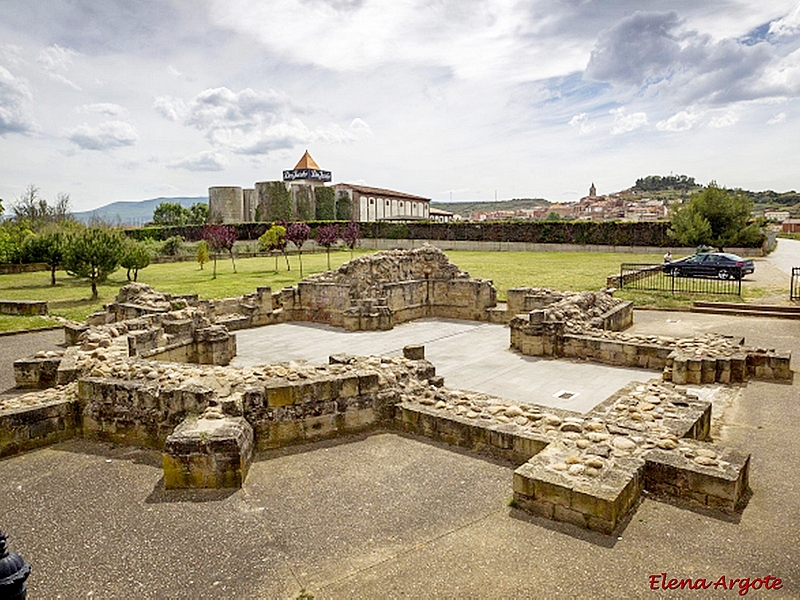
[664,251,672,263]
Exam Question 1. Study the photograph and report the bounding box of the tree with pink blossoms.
[314,224,340,269]
[286,221,311,277]
[202,224,237,279]
[341,221,361,260]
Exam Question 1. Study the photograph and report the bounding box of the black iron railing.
[619,263,742,296]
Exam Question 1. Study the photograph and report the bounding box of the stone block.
[403,344,425,360]
[264,382,295,408]
[644,445,750,512]
[163,416,254,489]
[13,356,61,389]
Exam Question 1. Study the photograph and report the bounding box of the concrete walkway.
[232,319,651,413]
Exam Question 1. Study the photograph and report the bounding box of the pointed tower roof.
[294,150,320,170]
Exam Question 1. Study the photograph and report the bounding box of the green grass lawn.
[0,248,777,331]
[0,250,370,325]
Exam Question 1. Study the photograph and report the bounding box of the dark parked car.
[662,252,755,280]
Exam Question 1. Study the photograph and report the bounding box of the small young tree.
[22,230,64,285]
[120,238,151,281]
[258,224,289,272]
[160,235,184,256]
[286,222,310,277]
[340,220,361,260]
[315,224,340,269]
[202,224,237,279]
[196,240,210,270]
[63,227,124,299]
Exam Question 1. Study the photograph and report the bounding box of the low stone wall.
[0,262,49,275]
[510,307,793,385]
[78,377,215,448]
[243,355,436,451]
[0,396,80,458]
[0,300,48,316]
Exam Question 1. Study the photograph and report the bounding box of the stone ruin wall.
[282,246,497,330]
[508,289,792,385]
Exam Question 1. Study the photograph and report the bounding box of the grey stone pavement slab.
[232,319,651,413]
[1,312,799,598]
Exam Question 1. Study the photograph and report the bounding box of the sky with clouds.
[1,0,799,212]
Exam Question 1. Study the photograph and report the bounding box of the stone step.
[692,302,800,319]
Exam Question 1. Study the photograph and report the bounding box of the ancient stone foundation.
[279,245,497,330]
[1,249,793,531]
[509,290,791,385]
[397,380,749,534]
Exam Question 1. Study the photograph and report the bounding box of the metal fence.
[792,267,800,301]
[618,263,743,296]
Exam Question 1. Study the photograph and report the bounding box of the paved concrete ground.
[232,320,651,413]
[767,237,800,277]
[1,313,799,598]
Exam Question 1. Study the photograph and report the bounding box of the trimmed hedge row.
[124,220,764,248]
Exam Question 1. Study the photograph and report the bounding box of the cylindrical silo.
[208,186,243,223]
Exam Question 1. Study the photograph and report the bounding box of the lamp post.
[0,530,31,599]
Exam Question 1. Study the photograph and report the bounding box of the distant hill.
[431,198,552,218]
[72,196,207,226]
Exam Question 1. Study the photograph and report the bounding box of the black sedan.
[662,252,755,280]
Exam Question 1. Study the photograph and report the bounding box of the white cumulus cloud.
[656,110,700,132]
[153,96,188,122]
[707,110,739,128]
[0,65,36,135]
[569,112,595,134]
[610,107,648,134]
[66,120,138,150]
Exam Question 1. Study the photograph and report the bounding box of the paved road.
[767,236,800,276]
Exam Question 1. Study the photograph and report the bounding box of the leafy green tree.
[22,229,65,285]
[187,203,209,225]
[63,227,124,299]
[0,221,34,263]
[152,202,187,226]
[196,240,210,270]
[120,238,151,281]
[258,224,289,271]
[669,182,762,250]
[545,212,561,221]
